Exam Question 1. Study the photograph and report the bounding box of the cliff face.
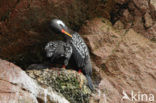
[0,0,113,67]
[1,0,156,66]
[0,0,89,66]
[0,59,70,103]
[80,18,156,103]
[0,0,156,103]
[112,0,156,40]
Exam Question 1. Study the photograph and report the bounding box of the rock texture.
[112,0,156,40]
[0,59,38,103]
[0,0,156,66]
[1,17,156,103]
[0,0,112,68]
[80,18,156,103]
[26,66,91,103]
[0,59,70,103]
[1,0,156,103]
[0,0,90,66]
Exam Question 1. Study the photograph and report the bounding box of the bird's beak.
[61,29,72,37]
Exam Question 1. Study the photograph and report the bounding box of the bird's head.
[50,19,72,38]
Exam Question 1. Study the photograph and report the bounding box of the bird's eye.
[59,24,64,28]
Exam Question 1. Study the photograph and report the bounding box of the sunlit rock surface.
[0,59,69,103]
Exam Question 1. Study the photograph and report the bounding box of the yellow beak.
[61,29,72,37]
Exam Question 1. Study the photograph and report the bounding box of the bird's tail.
[86,75,94,91]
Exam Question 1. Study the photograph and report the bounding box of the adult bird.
[49,19,94,90]
[45,41,72,68]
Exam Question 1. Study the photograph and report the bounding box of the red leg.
[62,65,66,69]
[78,69,82,73]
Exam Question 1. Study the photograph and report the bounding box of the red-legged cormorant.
[48,19,94,90]
[45,41,72,68]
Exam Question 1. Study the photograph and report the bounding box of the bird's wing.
[71,32,89,67]
[44,41,58,58]
[64,43,73,59]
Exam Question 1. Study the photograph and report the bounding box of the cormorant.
[48,19,94,90]
[45,41,72,68]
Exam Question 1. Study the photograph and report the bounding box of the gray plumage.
[45,41,72,66]
[67,32,93,90]
[69,32,89,67]
[48,19,94,90]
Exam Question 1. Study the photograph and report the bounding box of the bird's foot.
[78,69,82,73]
[62,65,66,69]
[60,65,66,71]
